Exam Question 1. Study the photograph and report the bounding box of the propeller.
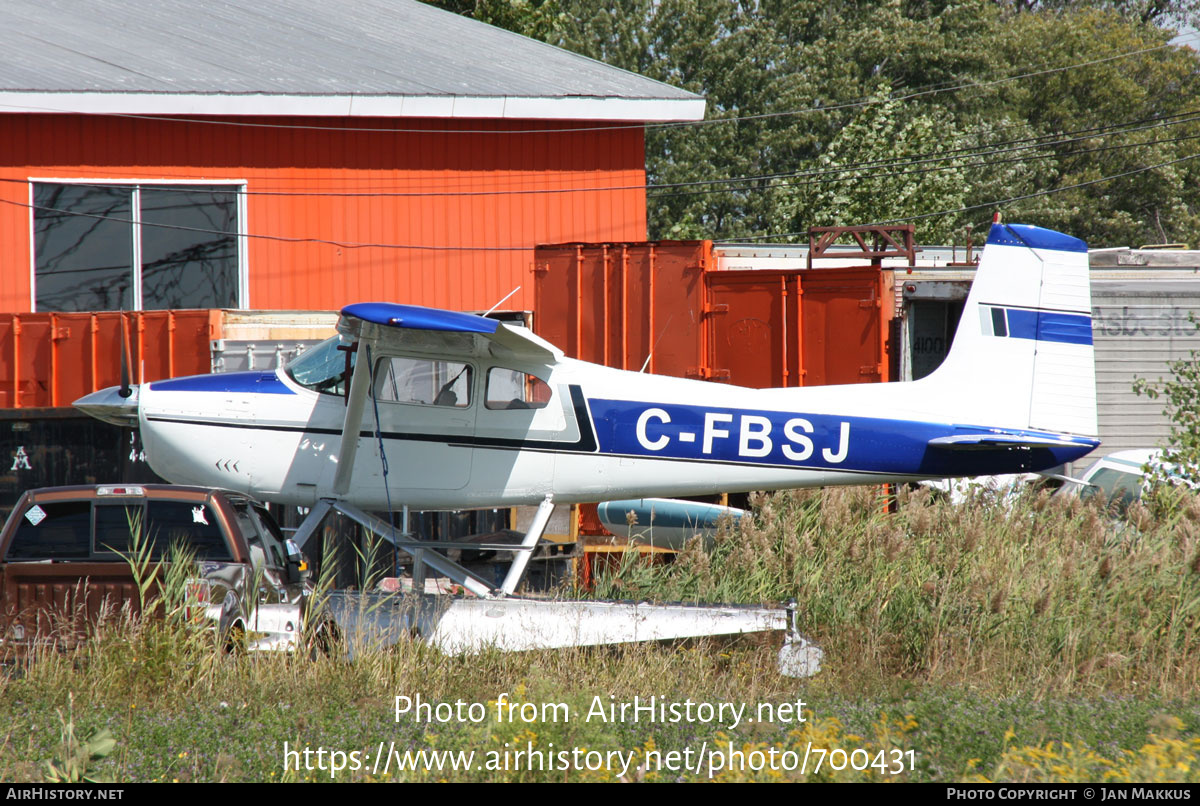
[74,312,139,427]
[118,312,133,399]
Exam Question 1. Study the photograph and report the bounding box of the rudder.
[921,223,1097,437]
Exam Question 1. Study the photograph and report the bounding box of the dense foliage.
[426,0,1200,246]
[1135,317,1200,486]
[5,486,1200,781]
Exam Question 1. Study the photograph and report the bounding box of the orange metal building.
[0,115,651,314]
[0,0,705,318]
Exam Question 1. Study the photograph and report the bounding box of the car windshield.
[1081,467,1143,509]
[286,336,355,395]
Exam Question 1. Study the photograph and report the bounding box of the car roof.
[1093,449,1163,471]
[16,484,255,504]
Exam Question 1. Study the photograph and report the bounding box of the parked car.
[1055,449,1188,509]
[0,484,321,653]
[919,473,1044,505]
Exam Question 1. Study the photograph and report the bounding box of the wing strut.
[292,498,557,599]
[330,501,496,597]
[332,341,371,495]
[500,494,554,596]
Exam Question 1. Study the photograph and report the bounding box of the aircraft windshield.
[286,336,355,395]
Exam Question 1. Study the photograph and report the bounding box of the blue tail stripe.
[1036,311,1094,345]
[986,223,1088,253]
[1000,308,1092,346]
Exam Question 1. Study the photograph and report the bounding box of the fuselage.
[73,222,1104,512]
[95,353,1097,511]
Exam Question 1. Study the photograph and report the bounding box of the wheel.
[224,622,247,655]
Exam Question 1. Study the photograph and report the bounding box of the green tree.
[977,9,1200,247]
[1134,319,1200,486]
[996,0,1200,28]
[421,0,568,40]
[770,86,970,243]
[424,1,1200,246]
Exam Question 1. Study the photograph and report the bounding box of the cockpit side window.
[373,356,472,408]
[286,335,356,396]
[485,367,551,410]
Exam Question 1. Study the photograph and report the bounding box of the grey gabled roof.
[0,0,704,121]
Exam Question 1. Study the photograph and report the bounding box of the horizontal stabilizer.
[928,434,1094,450]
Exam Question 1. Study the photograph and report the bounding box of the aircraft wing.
[339,302,562,364]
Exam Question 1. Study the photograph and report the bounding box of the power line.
[653,117,1200,200]
[727,150,1200,243]
[1,31,1195,138]
[3,197,530,251]
[10,145,1200,252]
[9,108,1200,202]
[651,127,1200,202]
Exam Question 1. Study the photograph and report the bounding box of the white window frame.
[28,178,250,310]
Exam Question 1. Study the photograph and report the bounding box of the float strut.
[500,495,554,596]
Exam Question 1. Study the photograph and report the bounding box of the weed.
[5,488,1200,782]
[42,694,116,784]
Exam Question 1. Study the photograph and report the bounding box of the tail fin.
[922,223,1097,437]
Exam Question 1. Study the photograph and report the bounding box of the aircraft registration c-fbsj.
[75,221,1100,609]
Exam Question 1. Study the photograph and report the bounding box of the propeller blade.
[118,312,133,399]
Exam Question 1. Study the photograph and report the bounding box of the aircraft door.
[356,354,477,492]
[472,366,573,498]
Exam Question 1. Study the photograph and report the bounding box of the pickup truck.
[0,484,318,653]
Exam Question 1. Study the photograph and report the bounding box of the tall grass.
[4,489,1200,781]
[589,485,1200,696]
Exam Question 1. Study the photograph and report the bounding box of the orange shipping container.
[0,310,339,409]
[533,241,893,388]
[0,311,217,409]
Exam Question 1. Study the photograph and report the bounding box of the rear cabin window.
[6,501,91,559]
[144,501,232,560]
[485,368,551,410]
[94,504,143,555]
[4,499,232,561]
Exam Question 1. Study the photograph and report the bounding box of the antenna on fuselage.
[483,286,521,317]
[639,314,674,373]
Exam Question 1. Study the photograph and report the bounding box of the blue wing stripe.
[341,302,498,334]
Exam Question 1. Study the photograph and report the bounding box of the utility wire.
[727,151,1200,243]
[1,32,1195,137]
[10,109,1200,200]
[2,196,529,251]
[9,147,1200,251]
[652,127,1200,201]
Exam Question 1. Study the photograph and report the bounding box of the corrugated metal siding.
[0,311,221,408]
[0,0,702,102]
[534,243,710,376]
[534,242,892,388]
[1092,281,1200,456]
[0,115,647,313]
